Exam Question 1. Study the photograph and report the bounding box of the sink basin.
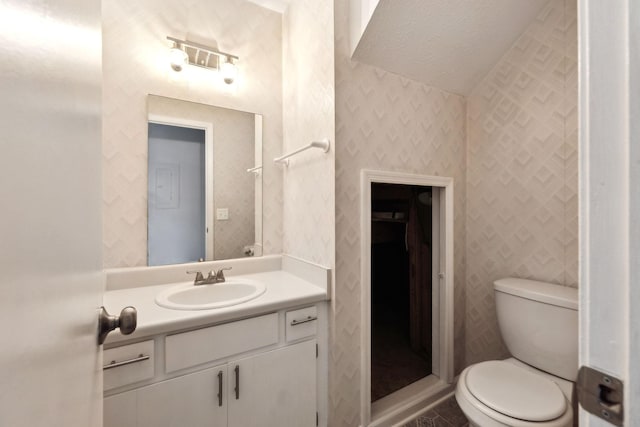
[155,279,266,310]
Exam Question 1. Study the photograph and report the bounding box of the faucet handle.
[215,267,232,281]
[186,270,204,282]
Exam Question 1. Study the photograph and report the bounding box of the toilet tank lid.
[494,278,578,310]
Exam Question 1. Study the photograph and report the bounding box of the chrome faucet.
[213,267,232,283]
[187,267,232,286]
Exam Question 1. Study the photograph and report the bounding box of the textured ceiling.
[352,0,550,95]
[246,0,290,13]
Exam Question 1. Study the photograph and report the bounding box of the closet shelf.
[372,218,408,224]
[372,211,407,223]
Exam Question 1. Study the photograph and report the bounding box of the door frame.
[148,114,214,261]
[578,0,638,424]
[360,170,454,426]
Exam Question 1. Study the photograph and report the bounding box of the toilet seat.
[455,360,573,427]
[466,361,566,421]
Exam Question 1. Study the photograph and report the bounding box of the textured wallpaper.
[102,0,283,267]
[282,0,336,268]
[332,0,468,424]
[465,0,578,365]
[148,96,258,260]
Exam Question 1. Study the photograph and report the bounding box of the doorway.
[147,123,207,266]
[147,115,214,266]
[360,170,454,426]
[370,183,433,401]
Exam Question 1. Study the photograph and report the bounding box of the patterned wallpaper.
[102,0,283,267]
[148,95,258,260]
[282,0,336,268]
[101,1,578,425]
[332,0,468,424]
[465,0,578,365]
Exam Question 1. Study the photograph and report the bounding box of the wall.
[282,0,336,268]
[332,0,468,425]
[465,0,578,365]
[102,0,283,267]
[148,96,257,261]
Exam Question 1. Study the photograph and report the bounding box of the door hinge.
[577,366,623,426]
[316,343,319,358]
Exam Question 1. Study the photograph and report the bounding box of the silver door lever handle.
[98,306,137,345]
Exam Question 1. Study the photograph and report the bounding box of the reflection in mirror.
[147,95,263,266]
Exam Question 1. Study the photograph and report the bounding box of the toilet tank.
[494,278,578,381]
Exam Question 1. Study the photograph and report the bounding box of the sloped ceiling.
[352,0,550,95]
[246,0,290,13]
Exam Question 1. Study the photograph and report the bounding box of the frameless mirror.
[147,95,263,266]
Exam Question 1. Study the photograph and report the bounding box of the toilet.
[455,278,578,427]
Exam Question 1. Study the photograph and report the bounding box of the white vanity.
[102,255,330,427]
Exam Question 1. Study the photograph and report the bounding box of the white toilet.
[455,278,578,427]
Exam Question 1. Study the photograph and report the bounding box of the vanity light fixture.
[169,42,188,72]
[166,36,239,84]
[220,57,238,85]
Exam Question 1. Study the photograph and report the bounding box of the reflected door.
[148,123,206,266]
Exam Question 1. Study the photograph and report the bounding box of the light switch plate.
[216,208,229,220]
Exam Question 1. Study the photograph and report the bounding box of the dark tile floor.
[402,396,469,427]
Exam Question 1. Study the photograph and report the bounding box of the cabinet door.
[228,340,317,427]
[104,390,136,427]
[137,365,227,427]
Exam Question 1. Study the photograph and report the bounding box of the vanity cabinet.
[104,306,320,427]
[105,365,227,427]
[228,339,316,426]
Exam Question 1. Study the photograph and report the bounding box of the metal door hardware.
[217,370,223,407]
[234,365,240,399]
[103,354,149,370]
[290,315,318,326]
[577,366,624,426]
[98,306,137,345]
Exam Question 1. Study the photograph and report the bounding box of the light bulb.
[220,58,238,84]
[169,46,188,72]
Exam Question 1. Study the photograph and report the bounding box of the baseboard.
[392,391,456,427]
[368,376,455,427]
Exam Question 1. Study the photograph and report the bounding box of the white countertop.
[103,269,328,345]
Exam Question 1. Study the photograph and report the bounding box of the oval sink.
[155,279,266,310]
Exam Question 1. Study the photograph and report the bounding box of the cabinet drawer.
[165,313,278,373]
[285,306,317,342]
[104,340,154,391]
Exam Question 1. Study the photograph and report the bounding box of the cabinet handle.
[234,365,240,399]
[102,353,149,370]
[290,315,317,326]
[217,370,223,407]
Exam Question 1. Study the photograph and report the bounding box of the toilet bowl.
[455,278,578,427]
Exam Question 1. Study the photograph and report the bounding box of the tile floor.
[402,396,469,427]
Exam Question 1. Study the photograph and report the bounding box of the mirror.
[147,95,263,266]
[102,0,284,269]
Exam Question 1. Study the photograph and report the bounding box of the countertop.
[103,269,328,345]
